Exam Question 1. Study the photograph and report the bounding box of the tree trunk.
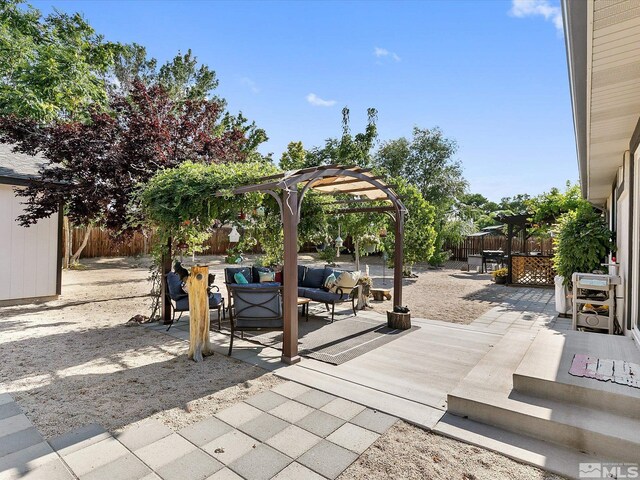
[62,216,71,269]
[387,311,411,330]
[187,265,214,362]
[70,227,91,264]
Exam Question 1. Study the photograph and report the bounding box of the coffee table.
[297,297,310,321]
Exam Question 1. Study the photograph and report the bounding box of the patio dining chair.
[227,284,283,356]
[165,272,225,331]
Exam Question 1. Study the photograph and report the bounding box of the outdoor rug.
[569,353,640,389]
[243,311,419,365]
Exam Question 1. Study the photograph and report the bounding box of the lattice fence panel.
[510,255,555,286]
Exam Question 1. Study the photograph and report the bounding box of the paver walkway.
[469,287,556,332]
[0,382,396,480]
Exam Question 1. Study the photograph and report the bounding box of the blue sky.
[33,0,576,201]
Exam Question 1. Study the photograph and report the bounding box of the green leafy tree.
[0,0,118,121]
[375,127,467,264]
[305,107,378,168]
[280,141,307,170]
[527,182,585,229]
[331,209,385,271]
[382,179,437,275]
[109,43,157,95]
[500,193,531,215]
[375,127,466,212]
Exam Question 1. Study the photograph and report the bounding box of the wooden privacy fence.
[65,226,258,258]
[445,236,553,261]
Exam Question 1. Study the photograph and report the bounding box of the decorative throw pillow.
[330,271,360,294]
[323,273,337,291]
[234,272,249,284]
[274,271,283,284]
[258,271,276,283]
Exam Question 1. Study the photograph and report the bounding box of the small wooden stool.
[371,288,392,301]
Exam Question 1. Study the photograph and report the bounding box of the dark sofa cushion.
[244,282,281,288]
[302,267,325,288]
[225,267,252,284]
[303,287,348,303]
[236,318,283,329]
[175,291,223,311]
[298,265,307,285]
[297,287,307,297]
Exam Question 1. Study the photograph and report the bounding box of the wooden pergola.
[498,213,554,287]
[232,165,407,364]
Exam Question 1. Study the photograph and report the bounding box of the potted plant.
[360,233,379,254]
[491,267,508,284]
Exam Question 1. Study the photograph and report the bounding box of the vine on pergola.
[137,160,331,264]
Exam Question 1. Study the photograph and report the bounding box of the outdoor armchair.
[165,272,225,331]
[227,284,283,355]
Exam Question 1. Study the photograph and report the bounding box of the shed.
[0,144,62,305]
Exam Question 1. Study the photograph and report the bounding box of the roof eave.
[562,0,589,199]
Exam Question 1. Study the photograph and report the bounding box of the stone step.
[434,413,608,480]
[513,328,640,418]
[448,388,640,463]
[447,329,640,462]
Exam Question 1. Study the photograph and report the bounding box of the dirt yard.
[0,255,559,479]
[0,256,282,438]
[295,254,499,324]
[341,421,563,480]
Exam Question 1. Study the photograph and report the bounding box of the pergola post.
[393,209,404,307]
[281,186,300,364]
[161,237,172,324]
[506,223,513,285]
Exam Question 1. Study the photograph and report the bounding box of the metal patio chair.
[227,284,283,355]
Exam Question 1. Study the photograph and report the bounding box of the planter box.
[495,276,507,285]
[387,311,411,330]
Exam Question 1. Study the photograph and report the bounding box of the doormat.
[569,354,640,389]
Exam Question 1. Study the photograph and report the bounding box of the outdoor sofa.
[224,265,360,323]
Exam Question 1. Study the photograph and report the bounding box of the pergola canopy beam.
[328,206,396,214]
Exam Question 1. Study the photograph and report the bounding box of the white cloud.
[306,93,336,107]
[374,46,401,62]
[240,77,259,94]
[509,0,563,31]
[374,47,389,57]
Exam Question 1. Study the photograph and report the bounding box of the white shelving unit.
[571,272,620,334]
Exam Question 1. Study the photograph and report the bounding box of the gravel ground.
[0,256,282,438]
[364,260,498,324]
[341,421,563,480]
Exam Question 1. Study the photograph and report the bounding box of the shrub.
[491,267,508,278]
[552,206,614,286]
